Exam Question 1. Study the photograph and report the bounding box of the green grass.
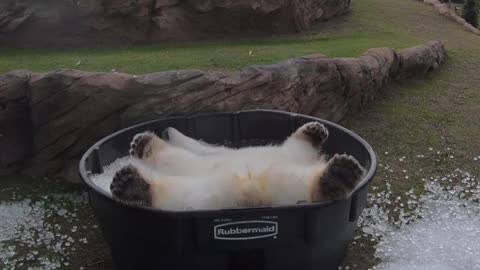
[0,32,416,74]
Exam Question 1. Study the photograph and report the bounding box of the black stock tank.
[79,110,377,270]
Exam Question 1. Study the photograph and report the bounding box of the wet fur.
[110,122,366,211]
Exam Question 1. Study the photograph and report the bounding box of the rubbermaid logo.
[214,221,278,240]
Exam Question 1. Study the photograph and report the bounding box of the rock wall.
[0,41,447,180]
[0,0,351,48]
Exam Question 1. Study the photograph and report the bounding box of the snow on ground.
[354,152,480,270]
[0,192,94,270]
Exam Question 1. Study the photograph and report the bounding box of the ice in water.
[90,156,163,195]
[89,156,131,194]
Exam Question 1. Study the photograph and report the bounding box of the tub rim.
[79,109,377,216]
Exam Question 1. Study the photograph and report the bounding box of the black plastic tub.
[79,109,377,270]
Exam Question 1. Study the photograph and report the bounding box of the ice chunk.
[89,156,132,194]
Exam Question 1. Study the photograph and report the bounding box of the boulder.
[0,70,32,174]
[155,0,181,9]
[396,41,446,80]
[332,47,400,111]
[0,0,352,48]
[0,2,32,33]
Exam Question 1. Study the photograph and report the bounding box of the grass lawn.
[0,32,416,74]
[1,0,480,269]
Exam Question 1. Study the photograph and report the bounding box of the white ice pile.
[358,168,480,270]
[0,193,92,270]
